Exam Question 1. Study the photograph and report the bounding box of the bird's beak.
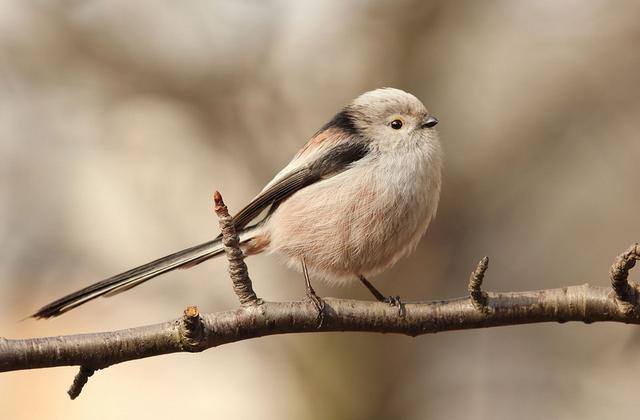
[421,115,439,128]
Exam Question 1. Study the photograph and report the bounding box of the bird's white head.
[344,87,439,151]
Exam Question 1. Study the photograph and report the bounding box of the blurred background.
[1,0,640,418]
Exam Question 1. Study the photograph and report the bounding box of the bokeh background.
[1,1,640,419]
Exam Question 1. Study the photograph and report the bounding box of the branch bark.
[213,191,260,307]
[2,283,640,374]
[1,189,637,400]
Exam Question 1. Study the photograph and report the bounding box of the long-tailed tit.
[33,88,442,318]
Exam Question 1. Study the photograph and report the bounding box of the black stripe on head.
[318,108,359,136]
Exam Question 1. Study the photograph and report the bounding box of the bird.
[32,87,442,319]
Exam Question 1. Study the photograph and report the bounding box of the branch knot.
[609,243,640,308]
[180,306,205,351]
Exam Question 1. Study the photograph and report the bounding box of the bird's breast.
[265,145,442,281]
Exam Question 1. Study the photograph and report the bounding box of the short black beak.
[421,115,439,128]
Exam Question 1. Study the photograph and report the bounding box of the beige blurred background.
[1,0,640,419]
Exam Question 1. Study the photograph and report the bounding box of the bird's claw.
[305,289,325,328]
[383,295,406,317]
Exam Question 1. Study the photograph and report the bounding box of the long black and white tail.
[32,233,242,318]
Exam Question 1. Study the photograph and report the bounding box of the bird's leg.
[301,258,325,328]
[358,275,406,317]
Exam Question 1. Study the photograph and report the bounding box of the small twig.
[468,257,489,311]
[610,243,640,303]
[180,305,205,351]
[67,365,95,400]
[213,191,260,307]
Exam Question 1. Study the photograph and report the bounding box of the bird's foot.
[305,286,326,329]
[382,295,406,318]
[301,258,325,328]
[358,275,406,317]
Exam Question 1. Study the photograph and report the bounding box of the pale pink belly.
[262,173,433,279]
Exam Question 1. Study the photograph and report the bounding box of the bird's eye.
[390,119,403,130]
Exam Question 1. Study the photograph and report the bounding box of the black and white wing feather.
[32,138,369,318]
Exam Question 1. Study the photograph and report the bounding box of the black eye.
[390,119,403,130]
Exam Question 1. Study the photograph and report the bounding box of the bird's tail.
[32,229,255,319]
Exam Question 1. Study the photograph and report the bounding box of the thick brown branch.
[2,243,638,401]
[2,283,640,374]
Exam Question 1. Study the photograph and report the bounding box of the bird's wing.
[31,135,369,319]
[232,139,370,230]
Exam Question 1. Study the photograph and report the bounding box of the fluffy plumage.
[33,88,442,318]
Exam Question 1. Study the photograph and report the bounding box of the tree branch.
[0,190,637,400]
[2,282,640,375]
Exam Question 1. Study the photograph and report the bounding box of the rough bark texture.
[2,283,640,374]
[213,191,260,307]
[1,191,637,400]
